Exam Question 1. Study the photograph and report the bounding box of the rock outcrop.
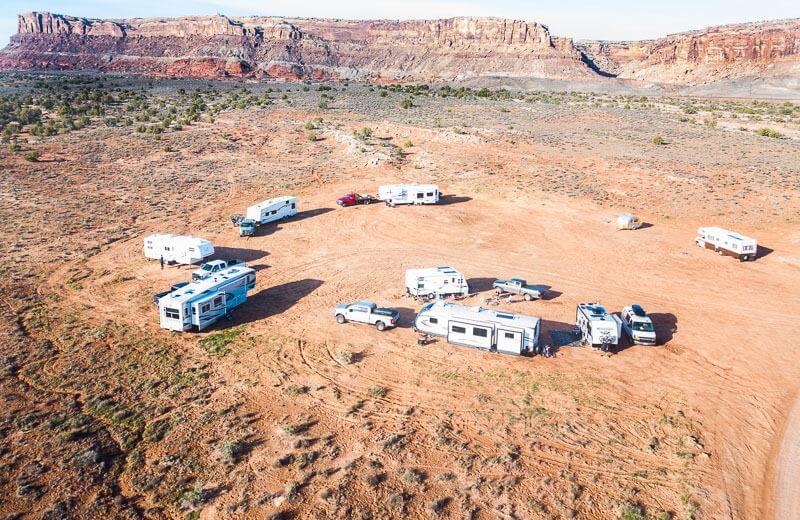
[578,19,800,84]
[1,11,799,86]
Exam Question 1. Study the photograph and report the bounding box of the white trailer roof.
[249,196,296,210]
[699,226,756,244]
[578,303,616,323]
[407,266,462,277]
[424,301,539,329]
[145,233,211,246]
[380,183,438,190]
[160,265,254,307]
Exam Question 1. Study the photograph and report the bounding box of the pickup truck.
[336,193,378,207]
[620,305,657,345]
[192,259,245,280]
[334,301,399,331]
[492,278,542,301]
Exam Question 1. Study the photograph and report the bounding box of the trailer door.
[496,327,523,355]
[447,320,493,350]
[193,292,226,331]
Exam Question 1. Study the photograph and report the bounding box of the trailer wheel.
[495,288,502,295]
[336,314,346,324]
[375,321,386,331]
[524,293,533,301]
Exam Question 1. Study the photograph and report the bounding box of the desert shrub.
[368,386,387,398]
[318,101,328,109]
[8,143,21,152]
[379,90,388,98]
[215,439,246,464]
[304,120,317,130]
[23,150,40,162]
[651,135,665,145]
[400,97,414,109]
[306,131,318,142]
[336,349,353,364]
[401,140,413,148]
[756,127,782,138]
[618,502,646,520]
[199,327,243,356]
[284,385,309,395]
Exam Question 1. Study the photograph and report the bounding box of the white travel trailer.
[695,226,757,261]
[157,265,256,332]
[616,213,643,230]
[575,303,622,351]
[405,266,469,300]
[245,196,298,226]
[143,234,214,265]
[413,301,540,355]
[378,184,439,206]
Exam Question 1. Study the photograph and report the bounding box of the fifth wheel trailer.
[157,265,256,332]
[378,184,439,206]
[413,301,540,355]
[143,234,214,265]
[245,196,297,226]
[695,226,757,261]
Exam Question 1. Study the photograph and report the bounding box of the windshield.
[633,322,654,332]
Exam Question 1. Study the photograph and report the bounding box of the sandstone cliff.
[1,11,799,87]
[578,19,800,84]
[0,12,590,82]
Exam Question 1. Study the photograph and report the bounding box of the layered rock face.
[1,11,799,86]
[578,19,800,84]
[0,12,590,81]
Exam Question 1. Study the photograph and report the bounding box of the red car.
[336,193,378,207]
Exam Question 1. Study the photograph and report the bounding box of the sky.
[1,0,798,47]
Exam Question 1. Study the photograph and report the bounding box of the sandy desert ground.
[1,75,799,519]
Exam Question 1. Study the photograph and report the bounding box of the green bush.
[400,97,414,109]
[756,127,782,138]
[23,150,40,162]
[651,135,665,145]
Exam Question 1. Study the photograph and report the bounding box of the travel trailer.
[616,213,642,230]
[143,234,214,265]
[157,265,256,332]
[695,227,757,261]
[378,184,439,206]
[575,303,622,351]
[245,196,297,226]
[405,266,469,300]
[413,301,540,355]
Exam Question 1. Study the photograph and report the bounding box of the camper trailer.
[157,265,256,332]
[405,266,469,300]
[695,227,757,261]
[413,301,540,355]
[616,213,643,230]
[245,196,297,226]
[575,303,622,351]
[143,234,214,265]
[378,184,439,206]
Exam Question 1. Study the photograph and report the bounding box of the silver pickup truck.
[492,278,542,301]
[334,301,399,331]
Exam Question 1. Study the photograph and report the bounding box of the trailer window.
[213,296,223,306]
[452,326,466,334]
[426,192,433,197]
[164,308,180,319]
[291,203,296,209]
[201,304,210,313]
[429,317,438,324]
[417,192,424,199]
[504,332,515,339]
[473,327,488,338]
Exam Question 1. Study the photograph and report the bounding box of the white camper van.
[245,196,298,226]
[575,303,622,351]
[414,301,540,355]
[695,227,757,261]
[405,266,469,300]
[158,265,256,332]
[143,234,214,265]
[616,213,642,230]
[379,184,439,206]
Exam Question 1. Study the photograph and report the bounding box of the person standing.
[160,255,164,270]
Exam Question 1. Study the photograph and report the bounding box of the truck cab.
[334,301,399,331]
[621,305,657,345]
[192,259,244,280]
[239,218,256,237]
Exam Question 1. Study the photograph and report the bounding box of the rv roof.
[426,301,540,329]
[253,196,295,208]
[700,226,756,243]
[163,265,254,306]
[631,304,647,317]
[579,303,612,321]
